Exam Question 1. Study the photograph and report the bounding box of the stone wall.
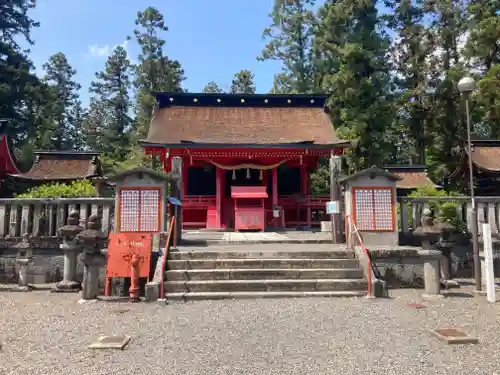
[0,236,162,295]
[0,237,106,286]
[370,245,477,288]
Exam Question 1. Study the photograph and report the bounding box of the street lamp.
[329,154,342,244]
[457,76,481,291]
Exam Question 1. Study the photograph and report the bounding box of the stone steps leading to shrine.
[164,244,367,300]
[165,291,367,300]
[166,268,364,281]
[167,258,360,270]
[165,279,367,294]
[168,248,355,260]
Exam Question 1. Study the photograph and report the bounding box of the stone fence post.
[75,214,107,300]
[53,210,84,292]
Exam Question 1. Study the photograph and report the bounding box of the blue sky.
[27,0,316,104]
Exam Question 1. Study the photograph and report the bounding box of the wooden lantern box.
[231,186,268,232]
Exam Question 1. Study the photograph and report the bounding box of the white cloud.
[86,40,128,58]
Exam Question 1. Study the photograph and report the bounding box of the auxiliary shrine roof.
[9,151,104,181]
[384,165,438,189]
[140,93,350,148]
[450,139,500,178]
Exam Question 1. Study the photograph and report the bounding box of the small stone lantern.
[413,209,444,299]
[14,234,34,291]
[54,210,84,292]
[75,214,107,300]
[435,219,458,288]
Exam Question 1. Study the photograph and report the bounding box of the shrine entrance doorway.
[223,168,269,230]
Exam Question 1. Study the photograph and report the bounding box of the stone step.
[165,290,367,301]
[166,268,364,281]
[164,278,367,293]
[167,258,360,270]
[169,249,354,260]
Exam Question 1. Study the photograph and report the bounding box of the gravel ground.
[1,282,500,375]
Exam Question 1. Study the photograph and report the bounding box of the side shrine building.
[139,93,350,231]
[450,139,500,196]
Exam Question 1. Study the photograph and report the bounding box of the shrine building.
[139,92,350,231]
[450,139,500,196]
[384,165,438,195]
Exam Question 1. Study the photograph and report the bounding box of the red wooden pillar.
[216,167,222,228]
[300,164,311,228]
[272,167,278,207]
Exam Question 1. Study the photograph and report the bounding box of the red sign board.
[106,233,153,278]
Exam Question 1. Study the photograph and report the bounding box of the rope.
[207,159,290,171]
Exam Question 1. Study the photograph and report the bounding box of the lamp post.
[457,76,481,291]
[330,153,342,244]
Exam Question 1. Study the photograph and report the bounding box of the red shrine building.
[140,93,350,231]
[0,120,22,179]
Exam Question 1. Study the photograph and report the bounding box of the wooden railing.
[160,215,176,299]
[345,213,373,297]
[0,198,115,237]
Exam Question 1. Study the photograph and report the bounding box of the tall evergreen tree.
[203,81,224,93]
[424,0,469,179]
[230,69,256,94]
[70,99,87,151]
[88,46,132,163]
[464,0,500,72]
[258,0,317,94]
[315,0,393,169]
[132,7,185,141]
[82,99,106,153]
[0,0,41,147]
[42,52,81,150]
[383,0,434,165]
[464,0,500,138]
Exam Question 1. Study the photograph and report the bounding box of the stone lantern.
[435,219,458,288]
[14,233,34,290]
[54,210,84,292]
[75,214,107,300]
[413,209,444,299]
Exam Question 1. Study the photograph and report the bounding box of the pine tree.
[464,0,500,72]
[464,0,500,138]
[42,52,82,150]
[315,0,393,169]
[203,81,224,93]
[424,0,469,179]
[82,99,106,152]
[258,0,317,94]
[383,0,434,165]
[0,0,41,147]
[89,46,132,163]
[132,7,185,141]
[230,70,256,94]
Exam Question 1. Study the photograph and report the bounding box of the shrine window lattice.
[352,187,394,232]
[118,188,161,232]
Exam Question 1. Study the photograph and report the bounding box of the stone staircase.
[164,243,367,300]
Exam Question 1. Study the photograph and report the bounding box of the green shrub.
[15,180,97,198]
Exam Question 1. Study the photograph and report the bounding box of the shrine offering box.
[231,186,268,232]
